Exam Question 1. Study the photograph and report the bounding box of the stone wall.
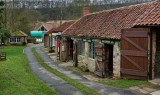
[88,58,96,72]
[78,55,95,72]
[113,42,121,79]
[78,55,86,67]
[77,41,96,72]
[77,40,121,77]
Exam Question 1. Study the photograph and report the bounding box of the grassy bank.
[0,46,59,95]
[32,48,101,95]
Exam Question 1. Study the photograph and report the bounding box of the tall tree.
[0,1,10,45]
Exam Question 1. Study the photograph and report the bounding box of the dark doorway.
[104,44,113,76]
[155,32,160,78]
[67,39,73,60]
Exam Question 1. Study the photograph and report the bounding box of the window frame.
[88,42,96,59]
[10,37,21,43]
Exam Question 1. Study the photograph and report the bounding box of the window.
[89,42,96,59]
[78,40,85,55]
[10,37,16,42]
[52,37,56,46]
[10,37,21,43]
[17,37,21,42]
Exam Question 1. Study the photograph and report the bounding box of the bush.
[22,42,26,45]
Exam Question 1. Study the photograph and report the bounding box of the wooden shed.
[121,0,160,80]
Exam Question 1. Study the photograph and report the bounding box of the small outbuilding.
[9,30,28,45]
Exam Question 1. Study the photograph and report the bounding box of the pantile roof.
[46,28,56,35]
[62,2,154,39]
[134,0,160,26]
[53,21,75,33]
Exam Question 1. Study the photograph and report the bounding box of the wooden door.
[44,35,48,47]
[121,28,150,80]
[68,40,73,60]
[95,43,106,77]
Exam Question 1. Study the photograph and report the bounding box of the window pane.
[10,37,16,42]
[89,42,96,59]
[17,37,21,42]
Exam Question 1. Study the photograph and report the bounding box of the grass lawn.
[32,48,101,95]
[0,46,59,95]
[99,79,148,88]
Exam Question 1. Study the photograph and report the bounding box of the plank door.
[121,28,150,80]
[95,43,106,77]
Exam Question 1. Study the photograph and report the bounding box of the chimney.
[83,7,90,16]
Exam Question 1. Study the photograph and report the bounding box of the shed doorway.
[67,39,73,60]
[155,32,160,78]
[95,43,113,77]
[104,44,113,76]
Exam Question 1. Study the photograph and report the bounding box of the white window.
[10,37,21,43]
[17,37,21,42]
[52,37,56,46]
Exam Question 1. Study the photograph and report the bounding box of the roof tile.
[53,21,75,33]
[62,2,154,39]
[134,1,160,26]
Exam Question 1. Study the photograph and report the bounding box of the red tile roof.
[53,21,75,33]
[134,1,160,26]
[46,27,56,35]
[62,2,154,39]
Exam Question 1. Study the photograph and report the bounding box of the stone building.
[61,2,155,79]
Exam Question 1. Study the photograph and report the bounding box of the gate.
[121,28,150,79]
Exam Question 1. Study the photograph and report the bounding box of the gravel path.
[34,44,139,95]
[25,46,85,95]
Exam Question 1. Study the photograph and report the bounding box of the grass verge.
[0,46,59,95]
[69,66,148,89]
[68,66,94,75]
[99,79,148,88]
[32,48,101,95]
